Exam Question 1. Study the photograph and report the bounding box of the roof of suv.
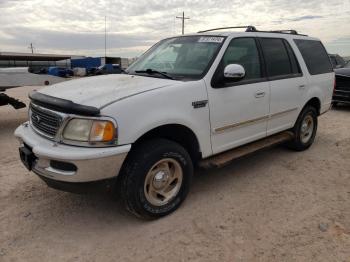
[190,26,318,40]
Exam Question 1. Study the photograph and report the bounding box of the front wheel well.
[132,124,202,164]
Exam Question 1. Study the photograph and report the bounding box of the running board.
[199,131,294,169]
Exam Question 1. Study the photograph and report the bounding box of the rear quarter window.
[294,39,333,75]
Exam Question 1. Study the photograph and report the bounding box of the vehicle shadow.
[0,108,28,134]
[26,144,292,227]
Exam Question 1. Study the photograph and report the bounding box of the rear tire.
[287,106,318,151]
[118,139,193,219]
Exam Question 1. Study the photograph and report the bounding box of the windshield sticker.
[198,37,224,43]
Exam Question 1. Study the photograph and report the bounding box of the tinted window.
[284,41,301,74]
[221,38,261,80]
[294,39,333,75]
[330,56,337,68]
[335,55,346,67]
[260,38,293,77]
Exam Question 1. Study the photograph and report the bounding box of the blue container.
[48,67,73,77]
[71,57,101,70]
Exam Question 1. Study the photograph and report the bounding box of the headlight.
[62,118,117,145]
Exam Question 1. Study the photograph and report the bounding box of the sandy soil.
[0,86,349,262]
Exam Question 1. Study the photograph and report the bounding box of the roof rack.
[197,26,307,36]
[268,30,298,35]
[197,26,257,33]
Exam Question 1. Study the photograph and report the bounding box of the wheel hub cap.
[300,114,314,144]
[153,171,168,189]
[144,158,183,207]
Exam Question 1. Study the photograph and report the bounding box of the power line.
[176,11,190,35]
[104,16,107,57]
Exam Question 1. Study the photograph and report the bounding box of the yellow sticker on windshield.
[198,37,224,43]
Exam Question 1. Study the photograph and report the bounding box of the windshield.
[127,35,225,80]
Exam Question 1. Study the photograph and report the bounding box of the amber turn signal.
[90,121,116,142]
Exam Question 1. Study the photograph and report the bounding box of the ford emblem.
[34,115,41,123]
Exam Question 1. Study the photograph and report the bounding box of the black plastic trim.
[50,160,77,172]
[37,175,116,194]
[29,91,100,116]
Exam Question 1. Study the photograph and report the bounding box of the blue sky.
[0,0,349,57]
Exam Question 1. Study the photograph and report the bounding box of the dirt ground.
[0,86,349,262]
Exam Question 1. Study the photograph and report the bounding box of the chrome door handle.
[255,91,266,98]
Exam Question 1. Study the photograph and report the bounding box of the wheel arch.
[132,124,202,164]
[303,97,321,115]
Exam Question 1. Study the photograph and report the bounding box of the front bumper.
[15,122,131,183]
[333,89,350,104]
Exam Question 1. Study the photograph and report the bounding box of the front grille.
[333,90,350,102]
[335,75,350,91]
[30,104,62,138]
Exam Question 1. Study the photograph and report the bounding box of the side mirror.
[224,64,245,80]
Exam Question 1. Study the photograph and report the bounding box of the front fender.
[101,80,213,157]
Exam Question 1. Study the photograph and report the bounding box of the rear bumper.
[15,122,131,183]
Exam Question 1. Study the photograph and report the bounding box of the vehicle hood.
[38,74,178,108]
[334,68,350,77]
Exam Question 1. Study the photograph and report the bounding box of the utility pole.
[104,16,107,57]
[28,43,34,54]
[176,11,190,35]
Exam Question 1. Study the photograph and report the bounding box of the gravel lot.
[1,86,349,261]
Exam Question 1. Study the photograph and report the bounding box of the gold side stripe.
[269,107,298,118]
[214,115,269,133]
[214,107,298,133]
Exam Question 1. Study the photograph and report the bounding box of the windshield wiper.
[135,69,173,79]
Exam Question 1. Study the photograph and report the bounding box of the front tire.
[287,106,318,151]
[118,139,193,219]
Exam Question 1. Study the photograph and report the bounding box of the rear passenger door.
[259,38,306,135]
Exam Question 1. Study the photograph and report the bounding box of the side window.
[221,38,262,80]
[330,56,337,68]
[260,38,294,78]
[335,55,345,68]
[284,41,301,74]
[294,39,333,75]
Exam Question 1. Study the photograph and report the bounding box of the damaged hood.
[38,74,177,108]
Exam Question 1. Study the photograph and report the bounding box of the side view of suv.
[15,26,334,219]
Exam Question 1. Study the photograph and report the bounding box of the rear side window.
[294,39,333,75]
[260,38,296,78]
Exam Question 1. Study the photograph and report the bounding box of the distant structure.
[28,43,35,54]
[0,52,131,71]
[0,52,79,71]
[71,56,129,70]
[176,11,190,35]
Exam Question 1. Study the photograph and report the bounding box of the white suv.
[15,26,334,219]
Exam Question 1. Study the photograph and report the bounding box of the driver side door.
[206,37,270,155]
